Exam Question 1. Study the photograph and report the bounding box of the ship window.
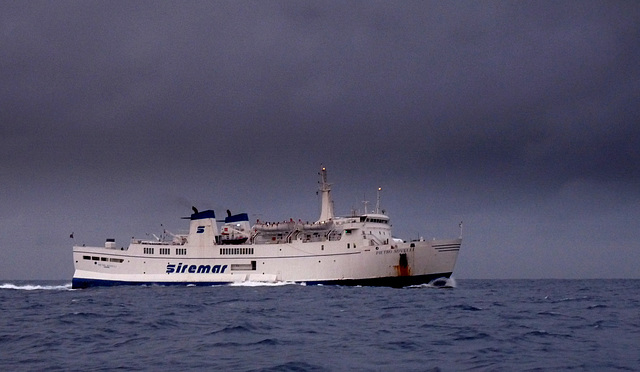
[221,248,254,255]
[220,248,254,254]
[101,257,108,261]
[347,243,350,249]
[176,248,187,255]
[144,247,154,254]
[109,258,124,263]
[92,256,99,261]
[83,256,91,260]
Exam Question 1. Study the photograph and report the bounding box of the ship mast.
[317,166,334,222]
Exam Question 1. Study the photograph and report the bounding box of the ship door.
[395,253,410,276]
[399,253,408,268]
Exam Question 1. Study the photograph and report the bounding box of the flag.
[70,232,74,239]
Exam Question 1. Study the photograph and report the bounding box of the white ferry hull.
[72,238,460,288]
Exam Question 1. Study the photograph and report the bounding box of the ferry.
[72,167,462,288]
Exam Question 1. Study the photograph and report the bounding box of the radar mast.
[317,166,334,222]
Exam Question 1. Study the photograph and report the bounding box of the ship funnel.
[188,209,219,246]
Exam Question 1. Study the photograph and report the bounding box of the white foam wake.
[0,283,73,291]
[228,281,303,287]
[408,276,457,289]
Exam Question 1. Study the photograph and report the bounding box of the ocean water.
[1,280,638,371]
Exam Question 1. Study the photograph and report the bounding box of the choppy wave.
[247,361,328,372]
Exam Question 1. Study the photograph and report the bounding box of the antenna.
[362,193,369,214]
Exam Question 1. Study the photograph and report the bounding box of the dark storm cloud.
[3,1,638,187]
[1,1,639,279]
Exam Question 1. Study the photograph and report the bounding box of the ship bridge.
[359,214,389,224]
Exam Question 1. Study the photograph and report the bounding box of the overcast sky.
[1,1,639,280]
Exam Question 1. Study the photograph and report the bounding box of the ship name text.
[166,262,228,274]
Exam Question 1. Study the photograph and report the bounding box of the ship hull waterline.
[71,272,454,289]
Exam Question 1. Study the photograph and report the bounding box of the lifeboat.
[254,221,296,233]
[301,221,333,231]
[220,212,251,244]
